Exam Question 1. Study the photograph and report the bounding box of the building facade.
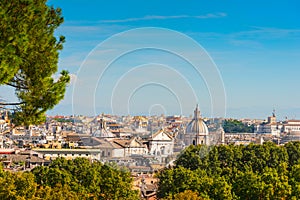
[254,111,281,136]
[148,128,174,156]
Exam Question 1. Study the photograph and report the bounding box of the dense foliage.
[157,142,300,200]
[0,158,139,200]
[223,119,254,133]
[0,0,70,125]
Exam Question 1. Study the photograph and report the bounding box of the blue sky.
[40,0,300,119]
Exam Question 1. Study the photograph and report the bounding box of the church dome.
[93,118,115,138]
[186,105,209,135]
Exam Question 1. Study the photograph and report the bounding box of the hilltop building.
[254,110,281,136]
[282,120,300,133]
[280,119,300,144]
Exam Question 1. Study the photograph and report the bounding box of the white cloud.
[228,39,263,48]
[232,27,300,40]
[100,13,227,23]
[69,73,77,85]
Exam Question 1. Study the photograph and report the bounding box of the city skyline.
[2,2,300,199]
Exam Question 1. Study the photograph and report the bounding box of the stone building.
[184,105,210,146]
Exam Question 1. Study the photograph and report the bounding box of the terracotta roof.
[113,139,130,147]
[90,137,123,149]
[113,137,144,148]
[287,120,300,122]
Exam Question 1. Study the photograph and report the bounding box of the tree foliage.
[157,141,300,200]
[0,158,139,200]
[162,190,205,200]
[0,0,70,125]
[223,119,254,133]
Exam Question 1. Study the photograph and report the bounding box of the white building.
[282,120,300,133]
[254,111,281,136]
[147,128,174,157]
[80,137,124,158]
[113,137,148,157]
[32,149,102,161]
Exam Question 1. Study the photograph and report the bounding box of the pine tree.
[0,0,70,125]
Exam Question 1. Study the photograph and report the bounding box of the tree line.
[157,141,300,200]
[1,142,300,199]
[0,157,139,200]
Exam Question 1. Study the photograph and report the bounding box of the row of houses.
[32,128,174,162]
[254,111,300,137]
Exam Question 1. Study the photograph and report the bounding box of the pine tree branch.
[5,82,29,90]
[0,102,25,106]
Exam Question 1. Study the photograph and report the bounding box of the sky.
[3,0,300,119]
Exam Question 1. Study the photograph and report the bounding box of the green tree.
[157,166,216,199]
[0,171,37,200]
[232,170,264,200]
[175,145,210,170]
[285,142,300,167]
[289,164,300,199]
[157,165,234,200]
[261,166,291,199]
[163,190,207,200]
[207,146,222,176]
[0,171,18,199]
[97,163,139,200]
[223,119,254,133]
[158,142,300,199]
[0,0,70,125]
[32,157,139,199]
[209,177,232,200]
